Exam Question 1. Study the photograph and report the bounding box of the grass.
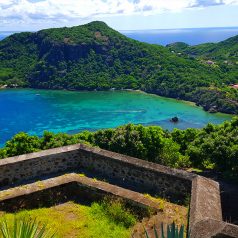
[0,201,137,238]
[144,194,166,211]
[0,192,188,238]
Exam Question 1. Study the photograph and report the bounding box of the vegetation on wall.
[1,117,238,179]
[0,21,238,113]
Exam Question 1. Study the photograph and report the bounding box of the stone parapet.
[0,144,237,237]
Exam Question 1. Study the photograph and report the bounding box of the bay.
[0,89,233,147]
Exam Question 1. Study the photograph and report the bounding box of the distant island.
[0,21,238,114]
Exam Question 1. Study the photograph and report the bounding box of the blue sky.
[0,0,238,31]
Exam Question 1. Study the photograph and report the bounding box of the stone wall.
[188,176,238,238]
[0,143,237,237]
[0,145,81,187]
[0,174,156,218]
[77,145,194,202]
[0,144,194,202]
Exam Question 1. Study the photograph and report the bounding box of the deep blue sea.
[122,27,238,45]
[1,27,238,45]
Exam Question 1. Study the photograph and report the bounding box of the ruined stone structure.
[0,144,237,238]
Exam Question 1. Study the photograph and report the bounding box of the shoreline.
[123,89,197,107]
[0,85,8,89]
[0,86,234,116]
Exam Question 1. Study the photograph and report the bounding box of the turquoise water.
[0,89,233,146]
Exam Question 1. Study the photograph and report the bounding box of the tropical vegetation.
[0,21,238,114]
[0,218,55,238]
[144,223,189,238]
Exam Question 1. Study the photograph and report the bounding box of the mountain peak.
[35,21,123,45]
[83,21,109,28]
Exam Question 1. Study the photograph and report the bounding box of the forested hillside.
[1,21,238,114]
[167,35,238,84]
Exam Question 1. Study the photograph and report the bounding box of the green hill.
[167,35,238,59]
[1,21,238,114]
[183,35,237,61]
[167,35,238,82]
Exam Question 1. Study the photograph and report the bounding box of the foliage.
[0,218,55,238]
[4,132,41,157]
[1,118,238,178]
[1,21,238,113]
[144,222,189,238]
[170,35,238,65]
[91,198,137,228]
[92,124,190,167]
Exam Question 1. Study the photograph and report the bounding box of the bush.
[4,132,41,157]
[91,198,137,228]
[92,124,188,168]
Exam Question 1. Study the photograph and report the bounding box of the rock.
[170,116,179,123]
[0,85,8,89]
[208,106,217,113]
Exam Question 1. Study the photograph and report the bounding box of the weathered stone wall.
[0,146,81,187]
[0,144,194,202]
[0,143,237,237]
[0,173,160,218]
[189,176,222,228]
[188,176,238,237]
[77,145,194,202]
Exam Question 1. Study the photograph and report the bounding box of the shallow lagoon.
[0,89,233,146]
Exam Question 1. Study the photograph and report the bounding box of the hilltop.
[167,34,238,61]
[167,35,238,81]
[0,21,238,114]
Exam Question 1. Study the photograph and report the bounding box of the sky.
[0,0,238,31]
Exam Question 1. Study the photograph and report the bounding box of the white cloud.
[222,0,238,3]
[1,0,238,26]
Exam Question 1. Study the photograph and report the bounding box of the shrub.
[0,218,56,238]
[144,222,189,238]
[91,198,137,228]
[4,132,41,157]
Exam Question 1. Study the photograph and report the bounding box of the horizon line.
[120,25,238,32]
[1,25,238,33]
